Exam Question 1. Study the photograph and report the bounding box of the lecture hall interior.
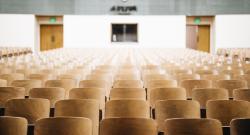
[0,0,250,135]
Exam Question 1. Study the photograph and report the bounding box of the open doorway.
[111,23,138,43]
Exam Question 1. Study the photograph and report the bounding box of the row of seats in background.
[0,48,250,135]
[0,47,32,59]
[217,48,250,61]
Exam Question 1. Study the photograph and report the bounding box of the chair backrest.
[207,100,250,126]
[29,74,52,86]
[29,87,65,107]
[69,88,105,110]
[55,99,99,135]
[201,74,230,87]
[115,74,140,80]
[0,116,28,135]
[34,117,92,135]
[113,80,143,88]
[0,73,24,85]
[5,98,50,124]
[231,118,250,135]
[11,80,42,96]
[149,87,186,108]
[45,79,76,98]
[180,80,212,98]
[105,99,150,118]
[164,118,223,135]
[79,80,108,89]
[192,88,229,109]
[155,100,200,132]
[216,80,248,97]
[100,118,157,135]
[0,79,7,87]
[110,88,146,100]
[233,89,250,102]
[0,87,25,107]
[147,80,177,89]
[175,74,200,84]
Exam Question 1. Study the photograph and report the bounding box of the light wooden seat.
[233,89,250,102]
[143,74,171,87]
[115,74,140,80]
[113,80,143,88]
[110,88,146,100]
[0,116,28,135]
[100,118,157,135]
[29,87,65,107]
[105,99,150,118]
[234,74,250,88]
[180,80,212,98]
[0,79,7,87]
[216,80,248,97]
[175,74,200,84]
[207,100,250,126]
[45,79,77,98]
[0,87,25,107]
[34,117,92,135]
[58,74,81,84]
[155,100,200,132]
[164,118,223,135]
[0,73,24,85]
[201,74,230,87]
[5,98,50,124]
[147,80,177,89]
[79,80,109,97]
[28,74,52,86]
[69,88,105,110]
[192,88,229,109]
[231,118,250,135]
[11,80,42,96]
[149,87,186,108]
[55,99,99,135]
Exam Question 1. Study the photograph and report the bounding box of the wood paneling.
[197,25,210,53]
[40,25,63,51]
[186,25,198,50]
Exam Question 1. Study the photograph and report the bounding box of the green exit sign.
[49,17,57,23]
[194,17,201,24]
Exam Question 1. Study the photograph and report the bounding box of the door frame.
[35,15,64,52]
[186,16,215,53]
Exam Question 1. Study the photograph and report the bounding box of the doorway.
[111,24,138,43]
[186,25,210,52]
[186,16,214,53]
[40,25,63,51]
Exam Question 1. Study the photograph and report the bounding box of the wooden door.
[40,25,63,51]
[197,25,210,53]
[186,25,198,50]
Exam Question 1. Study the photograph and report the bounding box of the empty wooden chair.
[11,80,42,96]
[110,88,146,100]
[113,80,143,88]
[100,118,157,135]
[55,99,99,135]
[192,88,229,109]
[234,74,250,88]
[233,89,250,102]
[58,74,81,84]
[29,87,66,107]
[5,98,50,124]
[147,80,177,89]
[115,74,140,80]
[155,100,200,132]
[216,80,248,97]
[0,79,7,87]
[180,80,212,98]
[0,73,24,85]
[29,74,52,86]
[201,74,230,87]
[105,100,150,118]
[0,87,25,107]
[149,87,186,108]
[164,118,223,135]
[143,74,171,87]
[34,117,92,135]
[0,116,28,135]
[79,80,109,96]
[69,88,105,110]
[207,100,250,126]
[231,118,250,135]
[45,79,76,98]
[175,74,200,84]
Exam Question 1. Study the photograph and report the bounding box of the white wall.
[64,15,186,48]
[215,15,250,49]
[0,14,35,48]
